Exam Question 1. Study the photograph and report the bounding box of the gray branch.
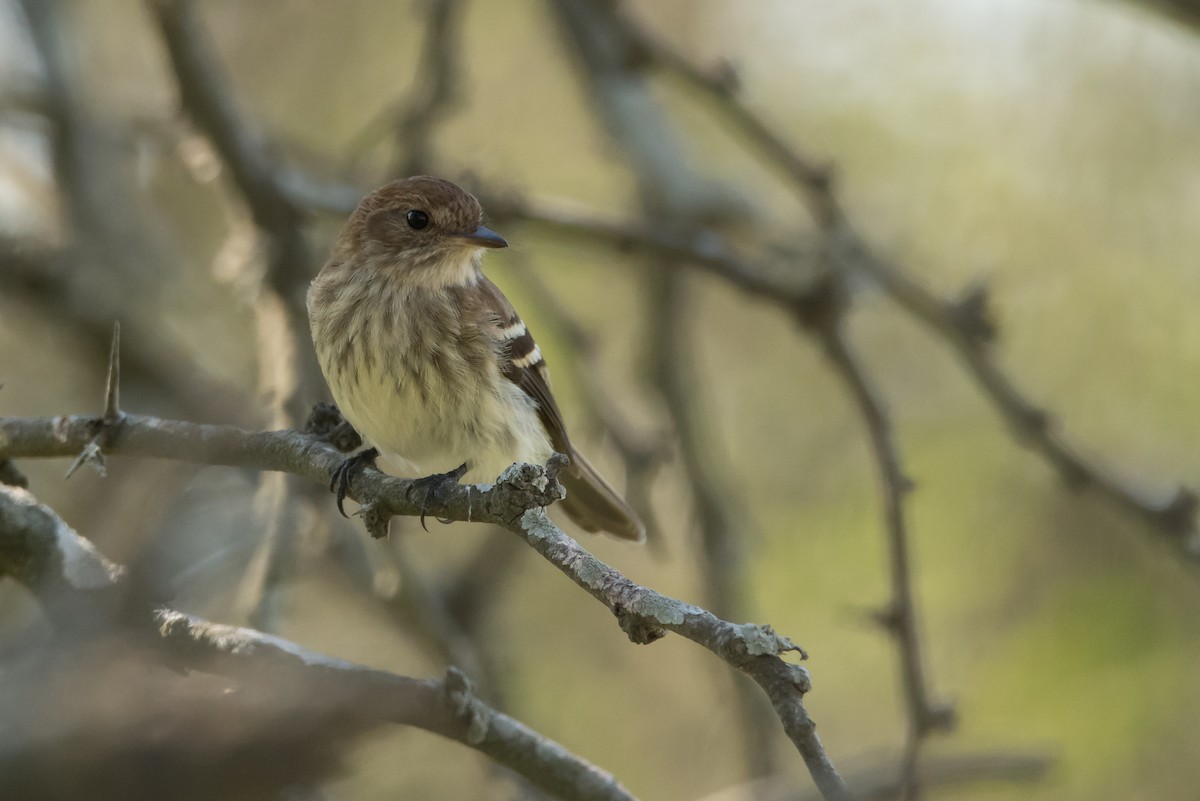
[0,482,634,801]
[0,407,848,798]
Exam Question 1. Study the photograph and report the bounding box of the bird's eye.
[406,209,430,230]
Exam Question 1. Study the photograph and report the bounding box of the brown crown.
[347,176,485,248]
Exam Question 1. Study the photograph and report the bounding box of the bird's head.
[340,176,508,287]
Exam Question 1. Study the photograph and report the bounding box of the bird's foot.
[410,462,469,532]
[330,447,379,517]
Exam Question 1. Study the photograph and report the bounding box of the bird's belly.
[331,364,552,484]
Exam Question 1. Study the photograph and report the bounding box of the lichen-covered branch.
[0,405,852,800]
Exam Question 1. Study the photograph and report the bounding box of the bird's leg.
[410,462,469,531]
[330,447,380,517]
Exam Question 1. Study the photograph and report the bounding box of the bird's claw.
[330,447,379,517]
[411,462,469,532]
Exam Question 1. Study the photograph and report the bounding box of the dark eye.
[406,209,430,230]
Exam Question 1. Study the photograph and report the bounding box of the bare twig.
[516,505,852,799]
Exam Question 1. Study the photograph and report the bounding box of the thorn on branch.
[792,274,844,332]
[948,283,997,344]
[65,323,124,480]
[872,601,904,634]
[1011,405,1051,440]
[711,58,741,94]
[619,35,654,73]
[922,699,958,734]
[103,321,121,424]
[807,161,837,194]
[1162,487,1198,538]
[64,439,105,479]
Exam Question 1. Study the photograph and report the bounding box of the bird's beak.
[455,225,508,249]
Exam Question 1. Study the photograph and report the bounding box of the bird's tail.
[559,448,645,542]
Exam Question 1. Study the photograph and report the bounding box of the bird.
[307,176,645,541]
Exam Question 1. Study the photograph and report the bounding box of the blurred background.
[2,0,1200,799]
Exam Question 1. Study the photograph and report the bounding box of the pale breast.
[309,269,552,482]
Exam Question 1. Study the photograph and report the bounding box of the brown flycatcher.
[308,176,644,541]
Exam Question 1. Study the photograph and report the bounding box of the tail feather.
[558,448,645,542]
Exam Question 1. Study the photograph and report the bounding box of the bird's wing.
[476,276,571,454]
[475,276,644,541]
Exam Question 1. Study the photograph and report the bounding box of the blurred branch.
[149,0,307,272]
[488,191,820,298]
[149,0,322,408]
[443,529,527,631]
[1115,0,1200,33]
[17,0,254,429]
[694,750,1051,801]
[341,0,466,175]
[796,278,952,800]
[157,612,618,801]
[0,484,635,801]
[646,263,780,775]
[18,0,92,233]
[0,400,850,801]
[390,0,466,175]
[373,535,499,698]
[0,485,126,627]
[561,3,1200,555]
[0,238,256,424]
